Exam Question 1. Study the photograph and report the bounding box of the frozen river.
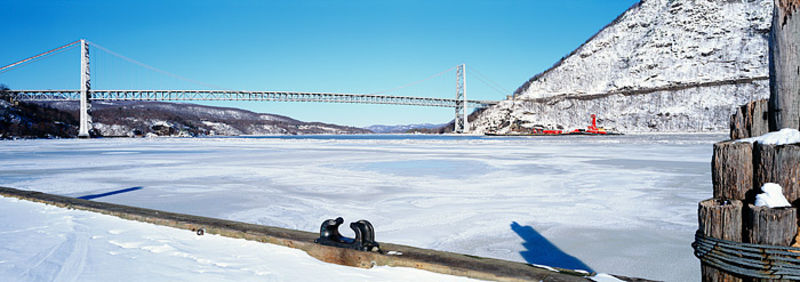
[0,134,722,281]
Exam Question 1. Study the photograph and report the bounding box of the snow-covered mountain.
[35,101,371,137]
[471,0,773,133]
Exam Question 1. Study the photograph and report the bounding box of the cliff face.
[472,0,774,133]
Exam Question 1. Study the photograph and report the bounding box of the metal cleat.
[315,217,380,252]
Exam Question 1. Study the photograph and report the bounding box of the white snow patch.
[755,183,791,208]
[590,273,625,282]
[531,264,558,272]
[737,128,800,145]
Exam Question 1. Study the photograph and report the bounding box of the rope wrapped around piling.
[693,231,800,279]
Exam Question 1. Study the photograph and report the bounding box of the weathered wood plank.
[699,199,743,242]
[730,99,769,140]
[754,143,800,205]
[768,0,800,131]
[744,205,797,282]
[712,141,754,201]
[698,198,744,282]
[751,100,770,137]
[732,105,749,140]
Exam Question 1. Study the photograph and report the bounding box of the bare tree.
[0,84,10,103]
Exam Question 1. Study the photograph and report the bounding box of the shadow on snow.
[511,221,593,272]
[77,186,143,200]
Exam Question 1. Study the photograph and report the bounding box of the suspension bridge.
[0,39,503,137]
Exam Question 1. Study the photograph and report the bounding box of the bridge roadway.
[9,89,498,108]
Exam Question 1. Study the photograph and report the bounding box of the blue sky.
[0,0,638,127]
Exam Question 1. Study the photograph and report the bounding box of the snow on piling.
[754,183,791,208]
[736,128,800,145]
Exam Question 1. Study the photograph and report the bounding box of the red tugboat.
[564,114,620,135]
[485,114,622,136]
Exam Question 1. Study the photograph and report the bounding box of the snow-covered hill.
[36,101,371,137]
[471,0,773,133]
[0,99,78,139]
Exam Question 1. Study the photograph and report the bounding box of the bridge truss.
[9,89,496,108]
[2,40,502,136]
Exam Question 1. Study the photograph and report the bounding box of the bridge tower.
[78,39,92,138]
[454,64,468,133]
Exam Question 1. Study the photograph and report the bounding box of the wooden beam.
[744,204,797,246]
[712,141,754,201]
[769,0,800,131]
[729,99,769,140]
[0,186,614,282]
[698,199,744,282]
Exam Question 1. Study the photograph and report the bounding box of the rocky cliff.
[471,0,774,133]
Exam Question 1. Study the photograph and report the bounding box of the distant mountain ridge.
[365,123,446,133]
[6,100,370,137]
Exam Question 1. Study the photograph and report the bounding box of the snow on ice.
[0,197,474,281]
[0,134,723,281]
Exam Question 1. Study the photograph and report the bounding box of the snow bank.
[0,196,474,281]
[737,128,800,145]
[755,183,791,208]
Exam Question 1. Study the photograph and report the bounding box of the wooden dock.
[0,186,651,282]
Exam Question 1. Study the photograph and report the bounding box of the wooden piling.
[744,204,798,282]
[698,199,744,282]
[750,100,770,138]
[745,204,797,247]
[730,100,769,140]
[732,106,749,140]
[768,0,800,131]
[697,0,800,280]
[712,141,754,201]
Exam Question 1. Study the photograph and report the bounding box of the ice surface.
[0,197,473,281]
[737,128,800,145]
[0,134,722,281]
[755,183,791,208]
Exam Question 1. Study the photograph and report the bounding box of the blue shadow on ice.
[511,221,593,272]
[77,186,143,200]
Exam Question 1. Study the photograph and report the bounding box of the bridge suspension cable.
[367,65,458,95]
[469,66,511,96]
[0,40,80,74]
[87,41,227,90]
[3,39,503,136]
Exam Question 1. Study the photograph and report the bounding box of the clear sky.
[1,0,638,127]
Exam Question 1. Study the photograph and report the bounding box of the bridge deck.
[8,90,498,108]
